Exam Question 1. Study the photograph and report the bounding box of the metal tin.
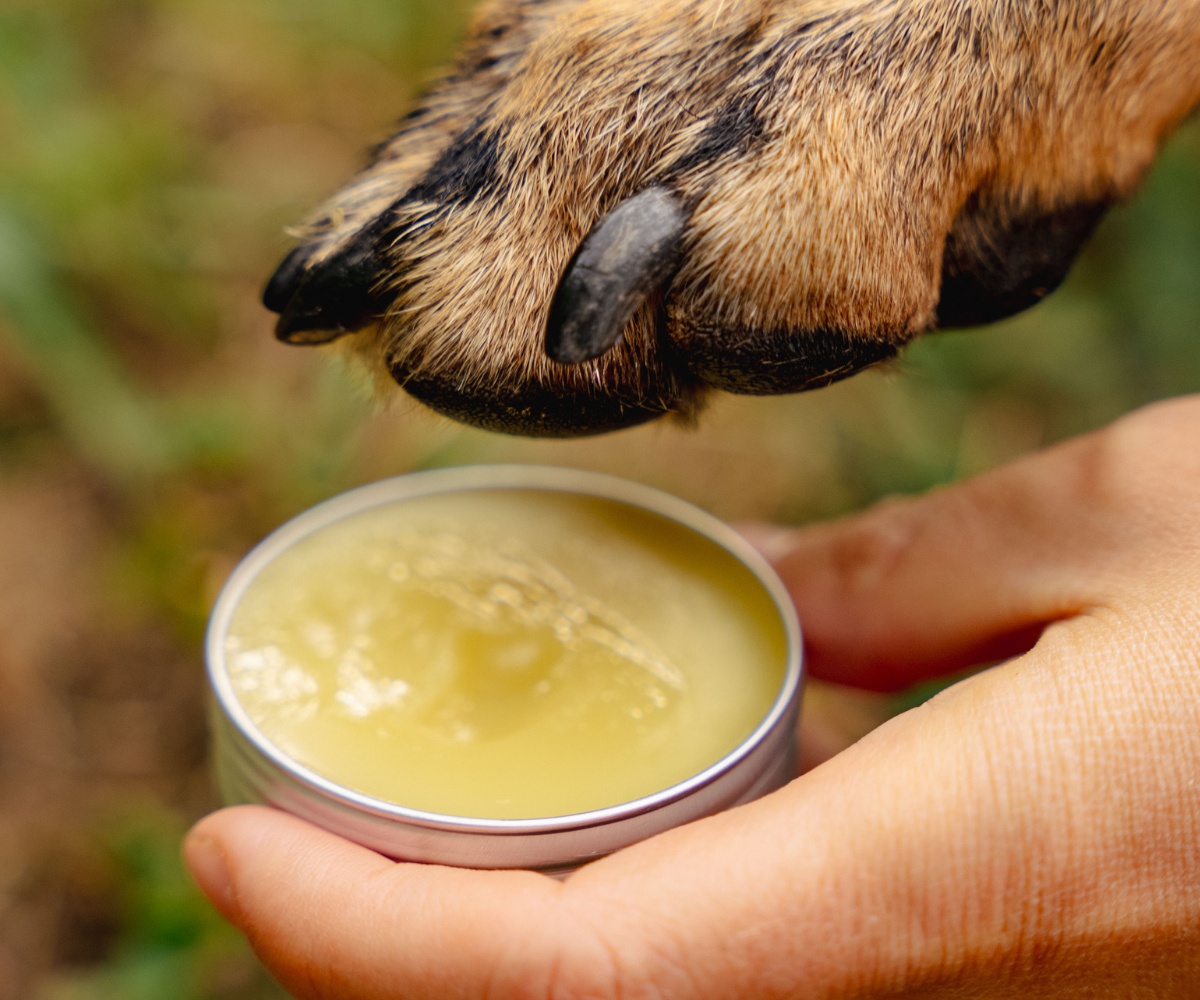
[206,465,804,875]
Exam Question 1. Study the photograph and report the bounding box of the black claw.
[264,219,394,345]
[545,187,687,365]
[262,242,317,313]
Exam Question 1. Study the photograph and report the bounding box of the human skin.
[186,396,1200,998]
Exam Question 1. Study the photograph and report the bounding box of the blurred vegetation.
[41,808,280,1000]
[0,0,1198,996]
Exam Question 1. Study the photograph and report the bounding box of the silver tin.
[206,465,803,875]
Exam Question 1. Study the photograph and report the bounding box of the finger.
[184,806,603,1000]
[751,460,1076,692]
[742,407,1195,691]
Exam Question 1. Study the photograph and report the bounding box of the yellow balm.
[224,488,788,820]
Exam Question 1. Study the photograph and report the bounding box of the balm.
[224,489,788,819]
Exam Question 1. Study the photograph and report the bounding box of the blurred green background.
[0,0,1197,996]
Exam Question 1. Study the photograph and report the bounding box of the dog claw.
[545,187,687,365]
[262,243,318,314]
[265,220,393,344]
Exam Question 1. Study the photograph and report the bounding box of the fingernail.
[184,829,239,923]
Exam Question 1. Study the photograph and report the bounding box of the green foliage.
[40,809,286,1000]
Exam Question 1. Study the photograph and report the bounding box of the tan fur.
[277,0,1200,434]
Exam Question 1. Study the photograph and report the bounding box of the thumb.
[183,806,601,1000]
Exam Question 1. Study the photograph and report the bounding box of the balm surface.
[224,489,787,819]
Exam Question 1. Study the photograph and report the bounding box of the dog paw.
[265,0,1192,435]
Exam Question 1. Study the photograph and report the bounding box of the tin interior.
[205,465,803,843]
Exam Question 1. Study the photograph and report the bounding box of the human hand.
[261,0,1200,435]
[186,396,1200,998]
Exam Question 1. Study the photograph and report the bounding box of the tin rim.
[206,464,803,835]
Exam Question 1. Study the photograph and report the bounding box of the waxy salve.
[207,467,802,873]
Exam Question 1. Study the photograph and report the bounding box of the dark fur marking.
[268,216,395,343]
[664,36,793,179]
[405,118,510,207]
[821,27,857,62]
[1085,30,1129,87]
[936,197,1111,328]
[398,104,429,125]
[668,89,770,175]
[365,132,396,165]
[948,10,970,56]
[397,369,677,437]
[679,324,901,395]
[729,16,770,53]
[792,15,836,37]
[972,26,987,60]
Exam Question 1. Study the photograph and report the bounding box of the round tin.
[206,465,803,875]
